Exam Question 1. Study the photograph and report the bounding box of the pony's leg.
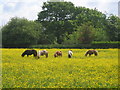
[38,56,40,59]
[89,54,91,56]
[68,54,71,58]
[60,53,62,57]
[46,52,48,58]
[94,54,97,56]
[94,52,98,56]
[46,53,48,58]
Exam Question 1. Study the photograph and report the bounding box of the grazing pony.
[85,50,98,56]
[37,50,48,58]
[68,50,73,58]
[54,51,62,57]
[21,49,37,57]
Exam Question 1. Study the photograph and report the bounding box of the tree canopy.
[37,1,119,44]
[1,1,120,47]
[38,2,75,22]
[2,17,42,47]
[106,15,120,41]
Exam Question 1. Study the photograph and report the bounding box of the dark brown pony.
[54,51,62,57]
[21,49,37,57]
[85,50,98,56]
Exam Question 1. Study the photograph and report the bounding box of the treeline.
[30,42,119,49]
[1,1,120,48]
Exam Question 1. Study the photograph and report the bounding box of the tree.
[38,1,75,22]
[63,31,79,44]
[37,1,76,44]
[106,15,120,41]
[37,1,119,44]
[2,17,42,47]
[77,22,95,44]
[94,28,109,41]
[63,22,95,44]
[75,7,107,28]
[74,7,110,42]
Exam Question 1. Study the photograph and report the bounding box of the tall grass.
[2,48,118,88]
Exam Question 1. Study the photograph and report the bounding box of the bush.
[30,41,119,49]
[92,41,119,48]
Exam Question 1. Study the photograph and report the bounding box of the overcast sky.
[0,0,119,26]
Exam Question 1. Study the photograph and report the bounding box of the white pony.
[37,50,48,58]
[68,50,73,58]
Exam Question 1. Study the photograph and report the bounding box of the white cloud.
[0,4,3,13]
[0,0,46,26]
[65,0,119,16]
[0,0,119,26]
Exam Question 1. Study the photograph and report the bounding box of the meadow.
[1,48,119,88]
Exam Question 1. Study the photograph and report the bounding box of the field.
[1,48,119,88]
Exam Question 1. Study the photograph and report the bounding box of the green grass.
[2,48,119,88]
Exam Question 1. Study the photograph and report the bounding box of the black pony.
[21,49,37,57]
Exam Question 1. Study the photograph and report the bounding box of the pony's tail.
[33,50,37,57]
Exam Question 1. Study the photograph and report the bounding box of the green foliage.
[37,2,76,44]
[1,1,120,48]
[92,41,119,48]
[77,22,96,44]
[37,20,76,44]
[30,41,119,49]
[38,2,75,22]
[74,7,109,42]
[2,17,42,47]
[63,22,96,44]
[106,15,120,41]
[63,31,79,45]
[94,28,109,41]
[37,1,117,45]
[75,7,107,27]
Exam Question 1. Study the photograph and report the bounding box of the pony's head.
[21,50,27,57]
[85,52,88,56]
[54,53,57,57]
[21,53,25,57]
[94,50,98,56]
[85,50,89,56]
[54,51,62,57]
